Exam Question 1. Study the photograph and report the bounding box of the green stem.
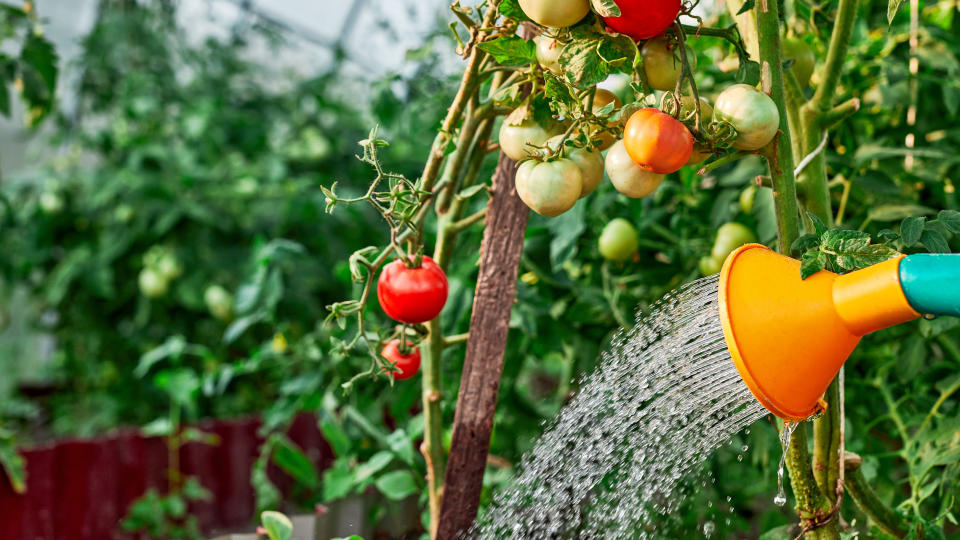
[755,0,801,253]
[844,453,909,538]
[812,381,841,503]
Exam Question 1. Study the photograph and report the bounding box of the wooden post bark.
[435,151,529,538]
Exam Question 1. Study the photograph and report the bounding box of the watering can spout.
[899,254,960,318]
[718,245,960,422]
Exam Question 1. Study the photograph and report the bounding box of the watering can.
[718,244,960,421]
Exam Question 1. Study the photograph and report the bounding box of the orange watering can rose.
[718,244,960,421]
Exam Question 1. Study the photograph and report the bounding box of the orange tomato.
[622,108,693,174]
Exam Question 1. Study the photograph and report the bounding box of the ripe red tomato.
[622,108,693,174]
[377,256,449,324]
[381,339,421,380]
[603,0,681,41]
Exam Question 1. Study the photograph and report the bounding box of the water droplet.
[703,521,716,537]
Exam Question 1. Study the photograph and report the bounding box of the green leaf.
[939,210,960,234]
[477,36,536,66]
[374,470,418,501]
[135,335,187,377]
[888,0,906,25]
[735,60,761,86]
[354,451,394,484]
[868,204,935,222]
[272,438,319,488]
[0,435,25,494]
[737,0,756,14]
[543,75,577,118]
[790,233,820,252]
[822,229,870,253]
[901,216,926,247]
[154,369,200,409]
[548,200,586,270]
[591,0,621,16]
[261,511,294,540]
[181,477,212,501]
[322,459,356,501]
[800,250,827,280]
[807,212,828,236]
[898,334,926,382]
[223,311,266,343]
[921,229,951,253]
[498,0,529,20]
[386,429,416,466]
[320,420,352,457]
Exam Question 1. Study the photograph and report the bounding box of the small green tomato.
[599,218,640,262]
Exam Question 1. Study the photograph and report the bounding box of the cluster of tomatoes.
[501,0,786,219]
[376,256,449,380]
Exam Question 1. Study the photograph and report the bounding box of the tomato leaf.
[498,0,529,21]
[868,204,935,222]
[374,470,418,501]
[260,511,294,540]
[920,229,951,253]
[737,0,755,15]
[735,60,761,86]
[590,0,621,17]
[0,431,25,494]
[791,233,820,252]
[272,437,319,488]
[938,210,960,233]
[900,216,926,247]
[800,250,827,280]
[887,0,906,25]
[478,35,536,66]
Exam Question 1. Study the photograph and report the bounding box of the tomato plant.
[623,108,694,174]
[377,257,449,324]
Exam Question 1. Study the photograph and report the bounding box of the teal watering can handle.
[899,254,960,317]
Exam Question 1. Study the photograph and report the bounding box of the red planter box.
[0,414,331,540]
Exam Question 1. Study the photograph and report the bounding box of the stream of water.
[474,275,768,538]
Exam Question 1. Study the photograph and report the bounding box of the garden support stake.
[436,151,530,539]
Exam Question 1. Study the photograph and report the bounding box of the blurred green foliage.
[0,0,957,538]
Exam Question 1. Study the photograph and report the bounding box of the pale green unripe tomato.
[204,285,234,321]
[699,255,723,276]
[782,38,815,88]
[711,222,757,261]
[39,191,63,214]
[604,140,665,198]
[641,37,697,91]
[519,0,590,28]
[515,158,583,217]
[139,268,169,298]
[155,252,183,281]
[714,84,780,151]
[740,184,757,214]
[546,136,604,197]
[599,218,640,261]
[499,115,560,162]
[535,35,563,74]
